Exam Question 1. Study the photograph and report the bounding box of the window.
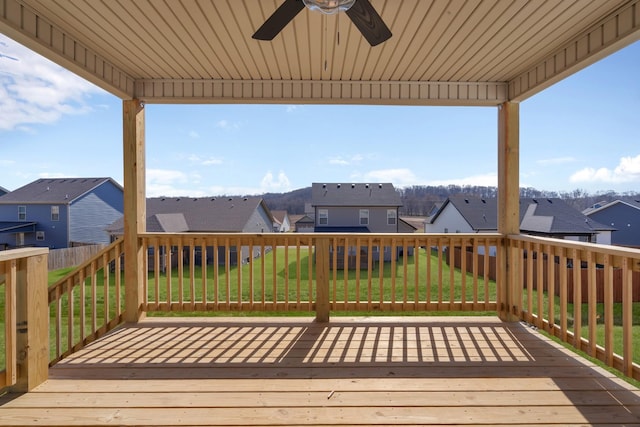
[18,205,26,221]
[359,209,369,225]
[51,205,60,221]
[36,231,45,241]
[318,209,328,225]
[387,209,396,225]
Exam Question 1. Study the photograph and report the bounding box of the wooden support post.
[123,99,146,323]
[497,101,521,322]
[9,248,49,392]
[315,237,330,322]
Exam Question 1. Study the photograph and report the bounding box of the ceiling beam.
[134,79,508,106]
[509,0,640,102]
[0,0,135,99]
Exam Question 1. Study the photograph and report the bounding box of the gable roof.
[271,210,288,225]
[294,215,314,225]
[311,183,401,207]
[0,178,122,205]
[583,199,640,215]
[431,195,613,235]
[107,196,273,234]
[0,186,8,196]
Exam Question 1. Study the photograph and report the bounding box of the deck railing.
[139,233,502,317]
[508,234,640,380]
[47,239,125,365]
[2,232,639,392]
[0,247,48,392]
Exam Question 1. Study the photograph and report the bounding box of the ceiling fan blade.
[253,0,306,41]
[345,0,392,46]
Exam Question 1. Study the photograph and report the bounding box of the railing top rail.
[508,234,640,257]
[48,238,124,292]
[0,247,49,262]
[139,232,504,239]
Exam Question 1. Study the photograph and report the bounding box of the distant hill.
[255,185,640,216]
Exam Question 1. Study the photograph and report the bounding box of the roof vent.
[193,198,198,201]
[378,184,382,188]
[351,184,355,188]
[64,194,69,199]
[46,186,50,191]
[210,198,215,201]
[322,184,326,188]
[243,197,248,201]
[533,199,538,203]
[228,198,233,201]
[464,199,469,203]
[337,184,341,188]
[176,198,181,201]
[481,199,486,204]
[365,184,369,188]
[547,199,553,203]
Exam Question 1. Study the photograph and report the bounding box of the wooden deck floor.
[1,316,639,426]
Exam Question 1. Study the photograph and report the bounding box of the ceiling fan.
[252,0,392,47]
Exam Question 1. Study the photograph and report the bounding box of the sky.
[1,34,639,197]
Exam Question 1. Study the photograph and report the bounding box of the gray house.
[107,196,275,266]
[583,199,640,248]
[0,177,124,250]
[311,183,415,265]
[425,195,614,251]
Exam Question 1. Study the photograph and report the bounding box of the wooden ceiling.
[1,0,639,106]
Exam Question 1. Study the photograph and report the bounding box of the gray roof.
[583,199,640,215]
[107,196,272,234]
[434,195,613,235]
[311,183,401,207]
[0,178,122,204]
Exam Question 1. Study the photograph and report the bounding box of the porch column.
[123,99,146,323]
[497,101,521,322]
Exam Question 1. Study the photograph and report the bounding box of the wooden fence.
[47,244,106,271]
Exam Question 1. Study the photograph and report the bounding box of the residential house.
[425,195,613,253]
[311,183,415,265]
[0,178,123,250]
[271,210,291,232]
[107,196,275,266]
[293,214,315,233]
[583,199,640,248]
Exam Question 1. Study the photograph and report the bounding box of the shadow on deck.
[1,316,639,426]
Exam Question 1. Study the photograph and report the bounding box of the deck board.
[1,316,639,426]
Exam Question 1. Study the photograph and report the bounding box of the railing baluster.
[587,251,597,357]
[622,256,633,378]
[603,254,614,366]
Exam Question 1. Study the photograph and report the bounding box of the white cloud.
[0,35,104,131]
[328,154,364,166]
[428,173,498,187]
[260,171,292,192]
[215,119,244,130]
[187,154,223,166]
[537,156,576,165]
[570,154,640,184]
[361,168,420,186]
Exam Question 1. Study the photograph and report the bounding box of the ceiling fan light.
[302,0,356,15]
